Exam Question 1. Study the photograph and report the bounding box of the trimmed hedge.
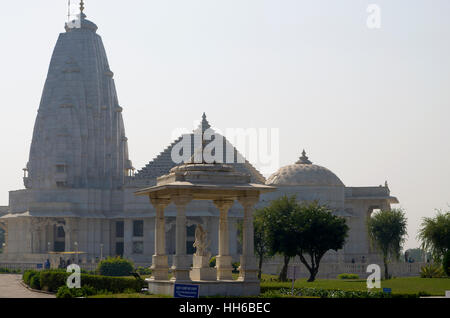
[56,286,97,298]
[23,270,40,286]
[97,257,134,277]
[0,268,22,274]
[337,273,359,280]
[40,271,69,292]
[24,270,144,294]
[80,274,143,293]
[267,287,423,298]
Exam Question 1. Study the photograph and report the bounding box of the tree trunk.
[384,257,389,280]
[307,268,317,282]
[258,254,264,280]
[278,255,290,282]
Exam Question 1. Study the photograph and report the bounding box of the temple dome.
[266,150,344,187]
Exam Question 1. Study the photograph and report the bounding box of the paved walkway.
[0,274,55,298]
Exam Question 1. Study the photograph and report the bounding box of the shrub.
[56,286,97,299]
[274,287,418,298]
[28,269,145,294]
[23,270,40,286]
[80,274,144,293]
[1,268,21,274]
[443,250,450,277]
[209,256,216,268]
[136,266,151,276]
[40,271,70,292]
[420,264,445,278]
[97,257,134,277]
[337,273,359,280]
[30,275,41,290]
[232,262,240,274]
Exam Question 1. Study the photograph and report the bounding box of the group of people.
[57,257,75,269]
[350,256,367,264]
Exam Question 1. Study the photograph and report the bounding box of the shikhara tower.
[0,7,134,261]
[27,11,133,190]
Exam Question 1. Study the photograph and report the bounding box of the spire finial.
[80,0,85,13]
[296,149,312,165]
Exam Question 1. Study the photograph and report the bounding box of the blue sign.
[383,288,392,294]
[174,284,200,298]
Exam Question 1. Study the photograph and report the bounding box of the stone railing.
[262,260,426,279]
[0,262,98,272]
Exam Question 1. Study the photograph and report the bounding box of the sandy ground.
[0,274,55,298]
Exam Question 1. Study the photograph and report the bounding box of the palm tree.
[368,208,408,279]
[418,210,450,262]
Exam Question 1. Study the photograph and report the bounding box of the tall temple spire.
[26,8,131,189]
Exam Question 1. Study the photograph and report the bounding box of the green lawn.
[260,275,450,296]
[88,275,449,298]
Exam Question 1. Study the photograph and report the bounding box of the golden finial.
[80,0,85,13]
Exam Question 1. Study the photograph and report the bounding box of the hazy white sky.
[0,0,449,249]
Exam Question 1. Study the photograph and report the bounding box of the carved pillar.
[149,197,171,280]
[64,218,79,254]
[30,218,43,254]
[171,194,193,281]
[213,199,234,281]
[238,196,259,282]
[0,221,8,254]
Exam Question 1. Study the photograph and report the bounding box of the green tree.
[253,210,270,279]
[293,202,349,282]
[260,196,300,281]
[368,209,408,279]
[443,250,450,276]
[418,210,450,262]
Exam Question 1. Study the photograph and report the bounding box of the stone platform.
[146,279,260,297]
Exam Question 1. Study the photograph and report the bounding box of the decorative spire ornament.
[80,0,85,13]
[296,149,312,165]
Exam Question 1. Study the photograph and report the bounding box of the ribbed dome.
[266,150,344,187]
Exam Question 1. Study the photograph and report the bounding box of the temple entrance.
[54,224,65,252]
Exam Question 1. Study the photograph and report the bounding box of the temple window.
[57,226,65,238]
[133,220,144,237]
[115,221,124,238]
[125,168,135,177]
[115,242,124,257]
[132,241,144,254]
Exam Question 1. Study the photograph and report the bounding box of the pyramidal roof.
[129,114,266,187]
